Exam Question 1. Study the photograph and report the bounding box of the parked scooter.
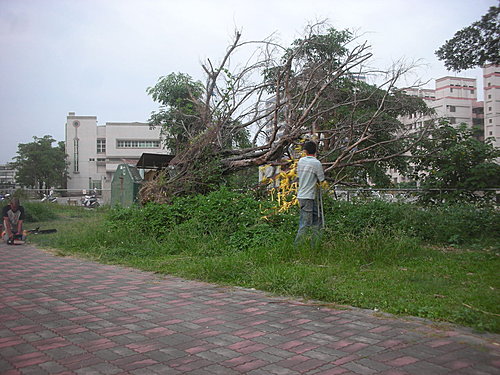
[81,189,100,208]
[0,193,11,201]
[41,190,57,203]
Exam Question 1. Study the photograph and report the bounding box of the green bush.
[106,188,286,252]
[323,197,499,246]
[324,199,406,234]
[412,204,500,245]
[104,188,499,260]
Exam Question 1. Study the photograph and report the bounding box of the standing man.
[295,141,325,246]
[2,197,25,244]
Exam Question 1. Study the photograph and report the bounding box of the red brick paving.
[1,244,499,374]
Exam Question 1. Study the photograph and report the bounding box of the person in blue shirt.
[295,141,325,246]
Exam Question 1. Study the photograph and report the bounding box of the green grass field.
[22,194,500,333]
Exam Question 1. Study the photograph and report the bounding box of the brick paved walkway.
[1,244,499,375]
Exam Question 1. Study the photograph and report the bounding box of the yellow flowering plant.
[260,144,304,219]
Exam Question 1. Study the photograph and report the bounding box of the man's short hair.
[303,141,317,155]
[10,197,20,206]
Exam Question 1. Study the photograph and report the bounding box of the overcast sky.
[0,0,496,163]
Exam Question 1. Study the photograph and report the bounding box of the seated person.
[2,197,25,244]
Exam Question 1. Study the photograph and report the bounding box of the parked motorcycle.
[81,190,100,208]
[41,190,57,203]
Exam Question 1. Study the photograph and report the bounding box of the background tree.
[435,5,500,71]
[148,72,251,153]
[12,135,68,191]
[147,73,205,154]
[411,123,500,204]
[315,80,431,186]
[142,22,432,203]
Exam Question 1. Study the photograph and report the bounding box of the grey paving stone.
[251,349,285,363]
[82,362,123,374]
[53,343,89,356]
[0,359,14,372]
[17,365,50,375]
[5,343,37,355]
[140,363,182,374]
[204,333,242,346]
[471,363,500,374]
[156,332,192,345]
[38,360,68,373]
[412,360,451,374]
[94,348,125,361]
[74,367,103,375]
[260,363,301,375]
[261,346,297,359]
[194,349,232,362]
[342,361,379,374]
[355,344,387,356]
[305,349,343,362]
[211,347,242,359]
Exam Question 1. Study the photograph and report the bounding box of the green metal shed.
[111,164,143,207]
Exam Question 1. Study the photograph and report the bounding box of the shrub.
[322,196,499,246]
[106,188,499,254]
[107,188,286,252]
[324,198,406,235]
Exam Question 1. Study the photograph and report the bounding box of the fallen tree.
[141,22,432,203]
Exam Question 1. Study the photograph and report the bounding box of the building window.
[471,90,474,94]
[449,117,456,124]
[450,88,453,93]
[449,105,456,112]
[73,138,79,172]
[488,94,492,99]
[490,131,494,135]
[97,139,106,153]
[488,107,492,112]
[490,119,493,123]
[116,140,161,148]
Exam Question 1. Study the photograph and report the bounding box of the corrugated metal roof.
[136,153,175,169]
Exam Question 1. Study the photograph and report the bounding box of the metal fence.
[1,187,499,207]
[1,189,111,206]
[329,187,499,205]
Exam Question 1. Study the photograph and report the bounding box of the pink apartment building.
[391,65,500,184]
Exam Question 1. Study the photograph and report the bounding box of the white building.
[484,64,500,148]
[65,112,168,192]
[0,164,17,192]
